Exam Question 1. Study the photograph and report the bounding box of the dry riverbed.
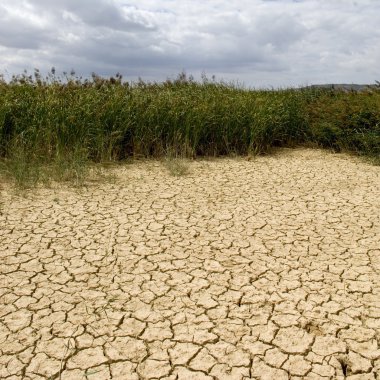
[0,148,379,379]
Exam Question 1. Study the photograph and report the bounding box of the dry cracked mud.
[1,148,380,380]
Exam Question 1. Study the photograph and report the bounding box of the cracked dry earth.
[0,148,380,380]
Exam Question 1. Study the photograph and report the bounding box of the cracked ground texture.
[0,148,380,380]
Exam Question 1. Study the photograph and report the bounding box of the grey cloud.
[0,25,43,50]
[0,4,52,49]
[253,13,306,50]
[67,3,156,32]
[0,0,379,87]
[30,0,156,32]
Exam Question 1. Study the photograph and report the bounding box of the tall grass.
[306,88,380,159]
[0,70,379,187]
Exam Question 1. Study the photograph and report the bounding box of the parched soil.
[0,148,379,380]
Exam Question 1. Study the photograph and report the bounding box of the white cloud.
[0,0,379,86]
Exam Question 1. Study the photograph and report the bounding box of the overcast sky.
[1,0,379,87]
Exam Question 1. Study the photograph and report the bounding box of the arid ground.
[1,148,379,380]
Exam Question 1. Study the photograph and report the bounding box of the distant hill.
[305,83,378,92]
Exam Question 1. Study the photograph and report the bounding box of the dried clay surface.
[1,148,380,380]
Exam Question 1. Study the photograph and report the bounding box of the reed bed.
[0,70,379,187]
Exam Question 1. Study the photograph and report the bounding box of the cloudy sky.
[0,0,379,87]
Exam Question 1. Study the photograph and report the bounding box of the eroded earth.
[1,149,379,379]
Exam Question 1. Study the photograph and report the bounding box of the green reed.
[0,70,379,187]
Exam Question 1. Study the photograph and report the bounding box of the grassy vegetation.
[165,157,190,177]
[0,69,379,187]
